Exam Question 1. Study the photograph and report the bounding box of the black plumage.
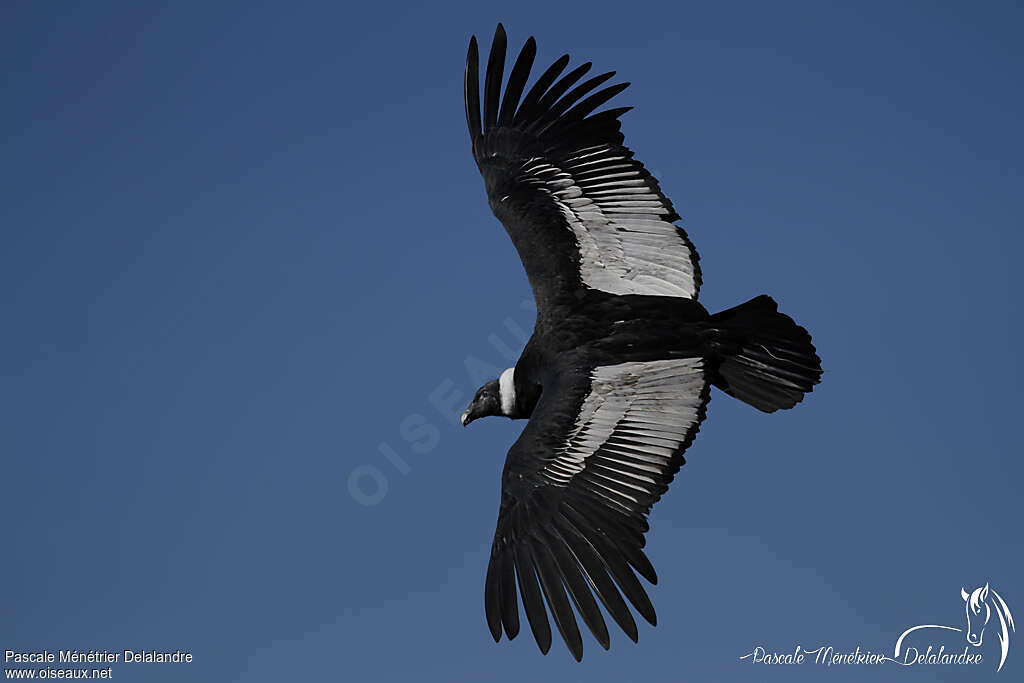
[461,24,823,661]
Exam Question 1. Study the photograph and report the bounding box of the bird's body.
[460,25,823,661]
[519,290,709,387]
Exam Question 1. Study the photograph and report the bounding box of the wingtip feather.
[483,24,507,130]
[498,35,537,126]
[464,36,481,141]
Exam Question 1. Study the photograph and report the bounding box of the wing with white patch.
[484,357,710,660]
[465,25,701,311]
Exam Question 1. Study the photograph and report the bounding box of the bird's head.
[461,368,516,426]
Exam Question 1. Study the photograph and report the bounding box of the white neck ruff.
[499,367,516,416]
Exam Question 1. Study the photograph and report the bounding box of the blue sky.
[2,1,1021,681]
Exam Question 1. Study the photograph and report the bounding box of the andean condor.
[460,24,823,661]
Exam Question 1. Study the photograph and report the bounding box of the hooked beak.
[460,409,472,427]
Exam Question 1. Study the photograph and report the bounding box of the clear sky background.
[2,1,1021,681]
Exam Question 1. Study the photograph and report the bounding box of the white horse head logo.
[895,582,1015,672]
[962,583,1015,668]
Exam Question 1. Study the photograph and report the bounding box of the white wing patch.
[542,358,706,490]
[521,149,699,299]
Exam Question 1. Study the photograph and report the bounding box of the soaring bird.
[461,24,823,661]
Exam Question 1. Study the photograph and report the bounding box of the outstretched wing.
[465,25,701,313]
[485,357,710,660]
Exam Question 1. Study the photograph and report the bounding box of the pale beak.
[460,409,471,427]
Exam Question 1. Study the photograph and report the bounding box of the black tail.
[705,295,822,413]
